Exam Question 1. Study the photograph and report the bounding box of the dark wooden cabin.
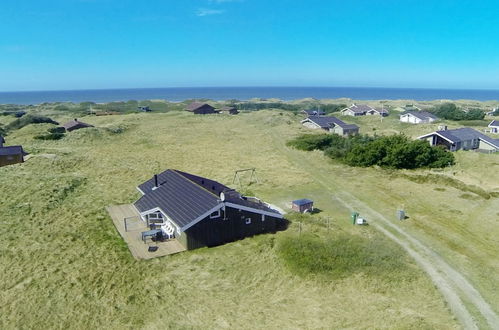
[0,145,26,167]
[134,169,284,250]
[62,118,94,132]
[185,102,217,114]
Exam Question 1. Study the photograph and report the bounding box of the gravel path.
[334,191,499,329]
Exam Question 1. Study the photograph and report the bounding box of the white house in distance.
[489,120,499,134]
[341,104,388,117]
[400,111,438,124]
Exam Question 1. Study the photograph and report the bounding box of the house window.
[148,212,163,220]
[245,218,251,224]
[261,214,265,222]
[210,210,221,219]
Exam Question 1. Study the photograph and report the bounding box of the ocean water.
[1,87,499,105]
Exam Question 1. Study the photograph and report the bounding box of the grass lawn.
[2,109,497,328]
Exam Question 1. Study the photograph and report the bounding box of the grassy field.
[1,108,498,328]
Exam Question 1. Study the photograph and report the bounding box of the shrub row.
[287,133,454,169]
[5,115,59,132]
[429,103,484,121]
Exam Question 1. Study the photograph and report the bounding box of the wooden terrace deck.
[106,204,186,260]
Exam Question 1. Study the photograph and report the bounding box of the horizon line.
[2,85,499,94]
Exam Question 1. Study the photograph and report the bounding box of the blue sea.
[1,87,499,105]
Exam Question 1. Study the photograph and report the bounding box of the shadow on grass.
[309,208,323,214]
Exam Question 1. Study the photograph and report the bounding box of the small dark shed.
[0,145,26,167]
[62,119,94,132]
[185,102,217,114]
[292,199,314,213]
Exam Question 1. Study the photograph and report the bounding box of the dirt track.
[271,131,499,329]
[334,191,499,330]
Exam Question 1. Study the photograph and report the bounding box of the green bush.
[288,133,454,169]
[5,115,59,132]
[48,127,66,134]
[343,135,454,169]
[286,134,335,151]
[430,103,484,120]
[34,133,65,140]
[321,103,347,114]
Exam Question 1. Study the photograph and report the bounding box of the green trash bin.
[351,212,359,225]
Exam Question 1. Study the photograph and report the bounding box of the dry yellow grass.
[2,109,496,328]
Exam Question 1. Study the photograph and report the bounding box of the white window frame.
[245,218,251,225]
[147,212,163,220]
[210,209,221,219]
[261,214,265,222]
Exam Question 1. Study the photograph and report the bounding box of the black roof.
[438,128,490,143]
[304,116,358,129]
[420,127,499,148]
[63,119,93,130]
[372,108,388,114]
[0,145,25,156]
[293,199,313,206]
[135,169,282,229]
[489,120,499,127]
[343,104,375,113]
[402,111,437,120]
[135,170,222,228]
[185,102,215,111]
[222,189,282,214]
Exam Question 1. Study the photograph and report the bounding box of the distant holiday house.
[366,107,388,116]
[419,127,499,152]
[62,119,94,132]
[486,108,498,116]
[302,109,326,116]
[400,111,438,124]
[219,106,239,115]
[489,120,499,134]
[185,102,217,114]
[0,137,27,167]
[341,104,388,117]
[133,169,284,250]
[301,116,359,136]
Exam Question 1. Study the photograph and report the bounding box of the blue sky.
[1,0,499,91]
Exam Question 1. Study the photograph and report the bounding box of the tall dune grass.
[0,110,467,329]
